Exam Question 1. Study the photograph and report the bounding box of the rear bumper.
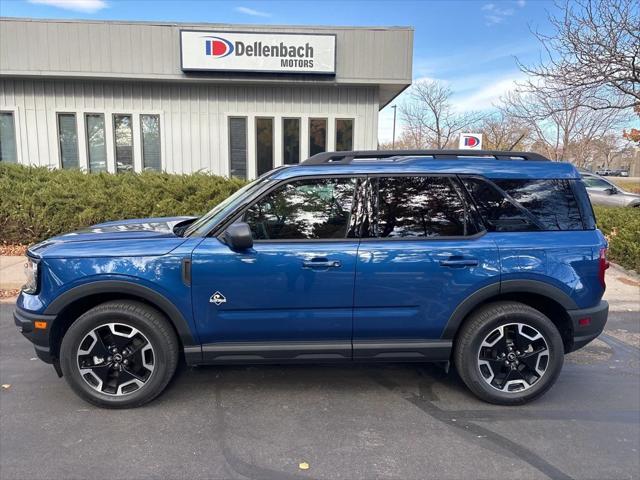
[13,306,57,363]
[567,300,609,352]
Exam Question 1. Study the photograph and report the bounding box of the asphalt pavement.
[1,296,638,479]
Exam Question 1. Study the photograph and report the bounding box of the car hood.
[28,216,197,258]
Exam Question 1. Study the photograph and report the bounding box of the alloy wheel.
[77,323,155,396]
[477,323,550,393]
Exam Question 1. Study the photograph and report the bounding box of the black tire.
[454,301,564,405]
[60,300,179,408]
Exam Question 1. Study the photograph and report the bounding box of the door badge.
[210,291,227,306]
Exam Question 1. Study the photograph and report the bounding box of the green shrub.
[594,205,640,272]
[0,164,246,245]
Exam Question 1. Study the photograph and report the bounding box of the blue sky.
[0,0,559,142]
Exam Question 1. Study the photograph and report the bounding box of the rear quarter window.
[463,177,585,231]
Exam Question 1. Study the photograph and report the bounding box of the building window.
[113,114,134,173]
[229,117,247,179]
[0,112,18,163]
[57,113,79,169]
[336,119,354,151]
[256,117,274,176]
[141,114,161,171]
[282,118,300,165]
[85,114,107,173]
[309,118,327,156]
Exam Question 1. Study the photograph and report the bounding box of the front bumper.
[13,306,57,363]
[567,300,609,352]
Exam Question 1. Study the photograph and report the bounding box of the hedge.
[593,206,640,272]
[0,164,246,245]
[1,164,639,272]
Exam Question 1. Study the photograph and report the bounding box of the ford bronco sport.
[14,150,609,408]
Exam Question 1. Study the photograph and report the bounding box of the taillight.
[598,248,609,289]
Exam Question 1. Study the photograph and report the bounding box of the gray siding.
[0,19,412,89]
[0,78,378,176]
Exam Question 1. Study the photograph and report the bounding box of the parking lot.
[1,269,639,480]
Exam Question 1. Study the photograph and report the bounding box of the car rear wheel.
[60,300,179,408]
[454,301,564,405]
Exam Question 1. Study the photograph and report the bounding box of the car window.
[373,176,478,238]
[493,179,583,231]
[464,177,584,231]
[581,176,612,190]
[461,178,540,232]
[244,177,359,240]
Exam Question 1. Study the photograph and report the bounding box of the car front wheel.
[60,300,179,408]
[454,301,564,405]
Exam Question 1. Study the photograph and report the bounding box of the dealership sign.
[180,30,336,74]
[459,133,483,150]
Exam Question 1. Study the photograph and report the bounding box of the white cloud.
[516,0,526,7]
[481,3,515,25]
[28,0,107,13]
[452,73,525,111]
[235,6,272,18]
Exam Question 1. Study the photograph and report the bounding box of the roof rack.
[302,149,550,165]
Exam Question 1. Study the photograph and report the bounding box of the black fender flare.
[440,279,577,340]
[44,280,197,347]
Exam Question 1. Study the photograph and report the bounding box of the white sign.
[180,30,336,74]
[459,133,483,150]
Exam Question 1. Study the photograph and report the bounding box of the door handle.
[439,258,478,268]
[302,259,342,269]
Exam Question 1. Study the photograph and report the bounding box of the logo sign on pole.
[180,30,336,74]
[459,133,483,150]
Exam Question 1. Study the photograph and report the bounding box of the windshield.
[183,173,276,237]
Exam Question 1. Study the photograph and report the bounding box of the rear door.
[353,175,500,360]
[191,176,363,362]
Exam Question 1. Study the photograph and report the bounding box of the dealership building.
[0,18,413,178]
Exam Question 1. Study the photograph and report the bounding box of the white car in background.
[581,171,640,207]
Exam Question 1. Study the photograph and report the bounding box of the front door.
[191,176,363,362]
[353,175,500,360]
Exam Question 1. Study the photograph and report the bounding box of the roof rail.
[302,149,550,164]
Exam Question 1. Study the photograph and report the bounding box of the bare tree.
[500,86,629,162]
[478,112,530,150]
[518,0,639,111]
[400,80,485,149]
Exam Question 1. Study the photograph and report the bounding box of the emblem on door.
[210,291,227,305]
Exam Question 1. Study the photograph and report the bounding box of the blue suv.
[14,150,609,408]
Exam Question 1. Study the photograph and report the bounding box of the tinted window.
[282,118,300,165]
[336,119,353,151]
[57,113,79,169]
[244,178,358,240]
[85,114,107,173]
[141,114,161,171]
[113,114,133,173]
[229,117,247,179]
[309,118,327,156]
[464,177,583,231]
[0,112,17,163]
[495,179,583,230]
[374,176,477,238]
[256,117,273,176]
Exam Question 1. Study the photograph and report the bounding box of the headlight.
[22,257,39,294]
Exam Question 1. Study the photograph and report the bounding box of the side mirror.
[223,222,253,251]
[606,187,618,195]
